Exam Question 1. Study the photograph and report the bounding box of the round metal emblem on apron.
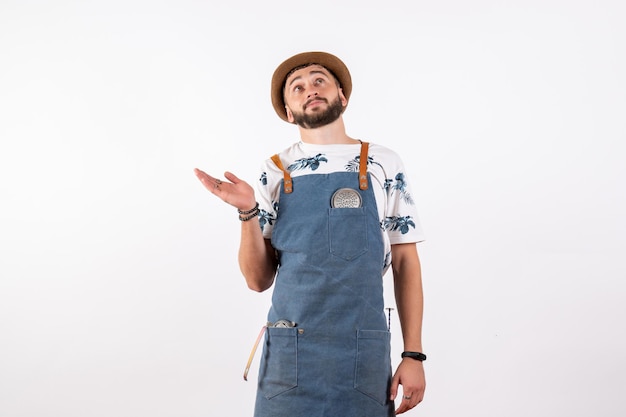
[270,319,296,328]
[331,188,362,208]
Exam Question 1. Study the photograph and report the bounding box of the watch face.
[331,188,362,208]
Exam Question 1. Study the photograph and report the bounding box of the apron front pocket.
[354,329,391,405]
[329,207,368,261]
[258,327,298,399]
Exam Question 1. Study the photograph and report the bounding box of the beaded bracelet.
[238,202,259,215]
[239,209,260,222]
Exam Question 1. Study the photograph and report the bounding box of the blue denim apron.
[254,143,395,417]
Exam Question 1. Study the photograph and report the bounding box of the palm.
[194,168,256,212]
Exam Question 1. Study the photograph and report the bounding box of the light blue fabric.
[253,164,395,417]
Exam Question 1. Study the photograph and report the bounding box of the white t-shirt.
[256,141,425,269]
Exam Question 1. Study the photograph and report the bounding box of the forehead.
[284,64,334,86]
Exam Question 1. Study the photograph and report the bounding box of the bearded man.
[195,51,427,417]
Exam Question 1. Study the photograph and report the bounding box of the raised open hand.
[194,168,257,212]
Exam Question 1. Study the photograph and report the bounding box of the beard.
[290,96,345,129]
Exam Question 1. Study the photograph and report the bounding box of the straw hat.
[271,51,352,123]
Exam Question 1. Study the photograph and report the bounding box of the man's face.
[283,64,347,129]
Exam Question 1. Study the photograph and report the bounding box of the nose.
[307,90,319,99]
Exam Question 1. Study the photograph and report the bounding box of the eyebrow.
[287,70,329,88]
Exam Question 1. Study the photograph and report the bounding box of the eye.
[314,78,324,85]
[293,85,303,93]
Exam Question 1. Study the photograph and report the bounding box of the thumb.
[224,171,241,184]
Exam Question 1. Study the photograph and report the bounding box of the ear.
[339,88,348,107]
[285,106,295,123]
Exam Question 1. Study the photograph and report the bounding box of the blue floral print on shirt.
[382,216,416,234]
[288,154,328,171]
[345,154,382,172]
[384,172,415,205]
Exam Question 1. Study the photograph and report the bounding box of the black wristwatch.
[401,351,427,361]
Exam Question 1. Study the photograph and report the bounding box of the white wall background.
[1,0,624,416]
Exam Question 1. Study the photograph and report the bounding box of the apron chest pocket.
[329,207,368,261]
[258,327,298,399]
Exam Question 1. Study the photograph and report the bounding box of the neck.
[297,117,358,145]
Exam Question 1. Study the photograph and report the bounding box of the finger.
[394,397,412,414]
[389,374,399,401]
[415,390,425,404]
[194,168,206,180]
[395,389,422,414]
[194,169,223,193]
[194,168,214,183]
[395,401,409,415]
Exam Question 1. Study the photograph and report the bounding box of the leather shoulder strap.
[359,141,369,190]
[270,154,293,194]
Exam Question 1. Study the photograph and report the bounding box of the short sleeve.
[256,159,282,239]
[379,149,426,245]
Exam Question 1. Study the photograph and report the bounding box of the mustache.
[304,96,328,109]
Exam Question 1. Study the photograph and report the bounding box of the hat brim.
[271,51,352,123]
